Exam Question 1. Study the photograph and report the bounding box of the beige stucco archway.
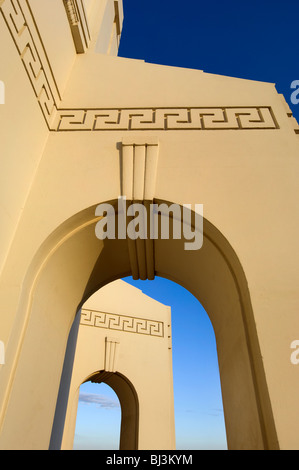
[0,201,278,450]
[1,0,299,451]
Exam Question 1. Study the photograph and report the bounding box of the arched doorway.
[73,372,138,450]
[0,201,278,450]
[73,381,121,450]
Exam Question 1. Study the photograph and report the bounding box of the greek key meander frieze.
[53,106,278,131]
[80,309,164,338]
[0,0,279,132]
[1,0,59,125]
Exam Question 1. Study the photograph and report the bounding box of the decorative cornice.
[63,0,90,53]
[0,0,282,133]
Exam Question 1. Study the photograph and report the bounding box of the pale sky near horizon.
[73,0,299,450]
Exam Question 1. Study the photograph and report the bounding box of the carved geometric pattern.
[53,106,278,131]
[0,0,280,133]
[1,0,59,129]
[80,309,164,337]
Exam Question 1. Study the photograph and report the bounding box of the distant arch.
[82,371,139,450]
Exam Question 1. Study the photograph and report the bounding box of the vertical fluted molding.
[121,139,159,280]
[104,337,120,373]
[121,144,134,199]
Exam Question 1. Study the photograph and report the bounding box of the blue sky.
[73,0,299,450]
[117,0,299,123]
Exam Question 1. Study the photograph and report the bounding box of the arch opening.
[73,381,121,450]
[70,276,227,450]
[73,371,138,450]
[122,276,228,450]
